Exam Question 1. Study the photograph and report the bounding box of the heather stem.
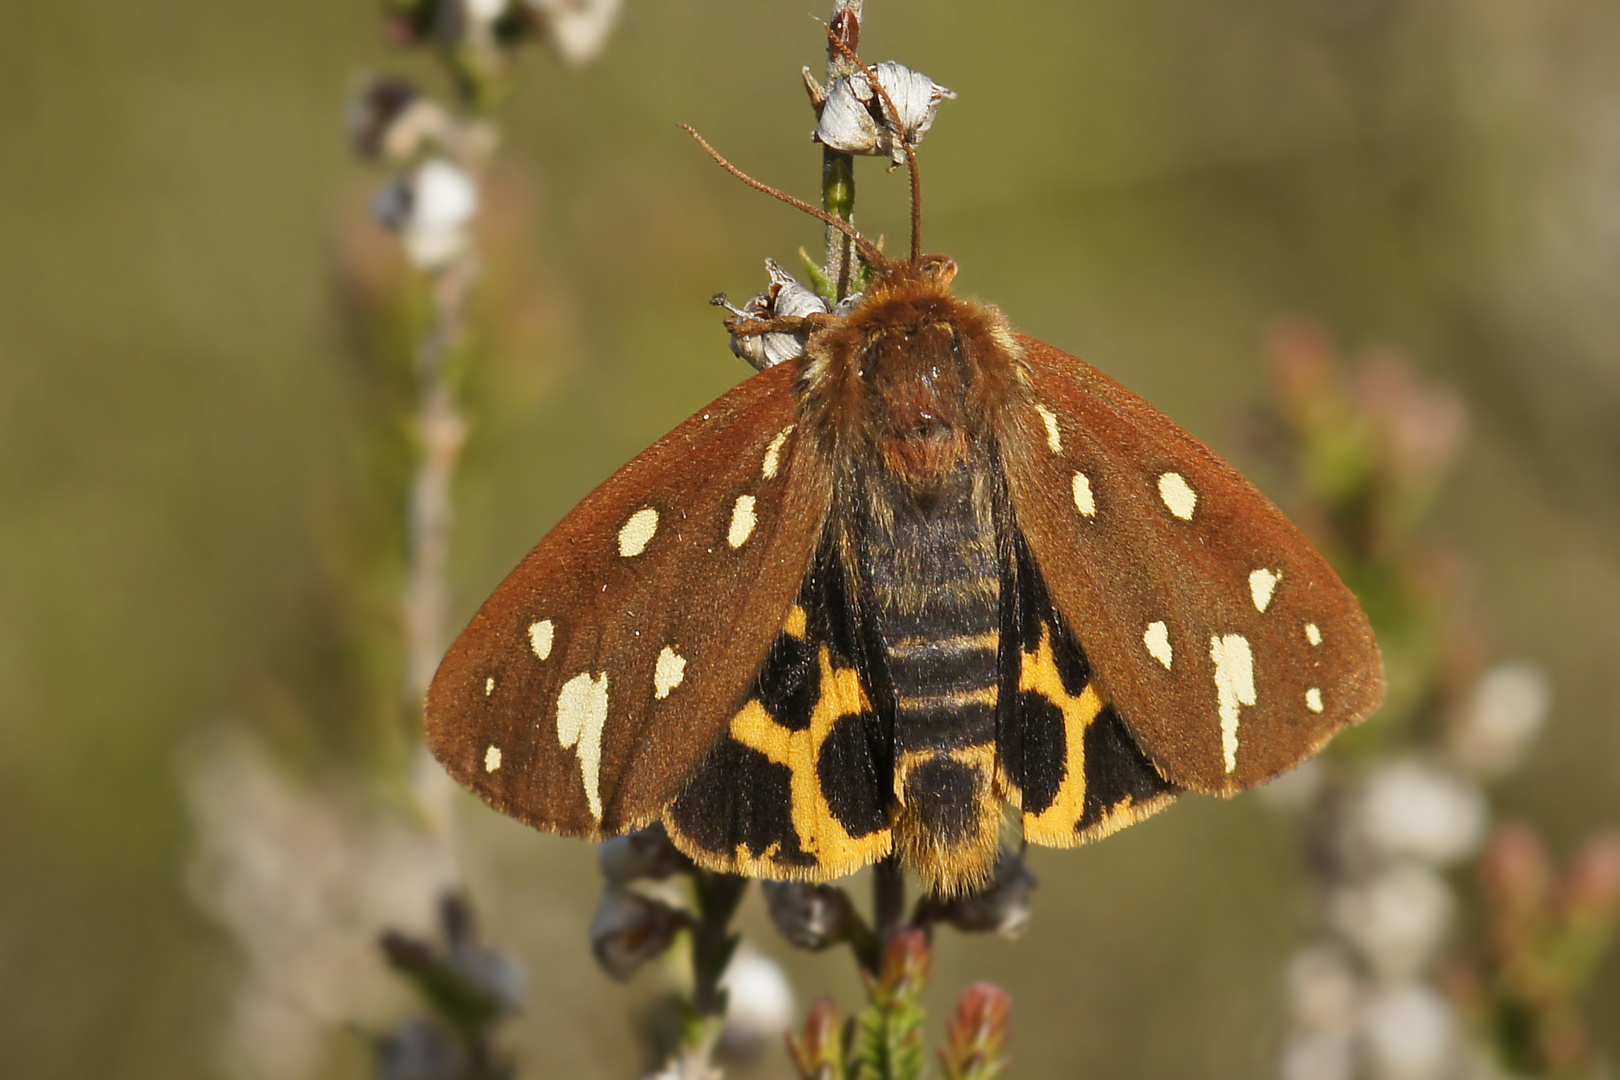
[822,0,862,300]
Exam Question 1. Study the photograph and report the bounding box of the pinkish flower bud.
[871,928,932,1006]
[787,996,845,1078]
[1480,821,1553,918]
[1562,830,1620,926]
[942,982,1013,1080]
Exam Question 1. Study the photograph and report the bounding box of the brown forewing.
[425,356,833,836]
[1000,335,1384,795]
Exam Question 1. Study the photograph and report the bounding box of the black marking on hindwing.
[665,738,815,868]
[663,540,894,878]
[1077,705,1177,834]
[999,534,1181,847]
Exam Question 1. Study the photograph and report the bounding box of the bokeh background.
[3,0,1619,1077]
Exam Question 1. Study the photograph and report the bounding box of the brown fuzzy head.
[803,256,1026,490]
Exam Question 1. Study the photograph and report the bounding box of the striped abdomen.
[853,455,1006,890]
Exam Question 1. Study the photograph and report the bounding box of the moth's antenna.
[826,30,923,264]
[679,124,889,273]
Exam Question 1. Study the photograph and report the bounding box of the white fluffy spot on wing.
[556,671,610,822]
[617,507,659,558]
[1210,634,1257,775]
[1249,568,1281,613]
[1158,472,1197,520]
[654,646,687,700]
[484,676,495,697]
[727,494,757,549]
[1071,472,1096,517]
[1035,403,1062,453]
[1305,623,1323,646]
[1306,687,1324,713]
[528,618,555,660]
[1143,620,1173,669]
[484,745,502,772]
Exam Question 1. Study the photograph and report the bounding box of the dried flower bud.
[1329,862,1453,982]
[1358,984,1459,1080]
[815,62,956,165]
[787,996,845,1079]
[373,1018,466,1080]
[718,948,796,1059]
[763,880,856,950]
[597,822,691,885]
[382,0,435,45]
[941,981,1013,1080]
[1448,662,1550,779]
[379,897,523,1026]
[350,78,418,162]
[589,884,686,982]
[725,260,831,371]
[1354,758,1485,866]
[923,849,1036,938]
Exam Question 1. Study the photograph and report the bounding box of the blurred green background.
[3,0,1619,1076]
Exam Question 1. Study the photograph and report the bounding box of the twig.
[823,0,863,300]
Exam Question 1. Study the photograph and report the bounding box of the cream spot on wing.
[1071,471,1096,517]
[1158,471,1197,520]
[1249,568,1281,613]
[1144,621,1173,669]
[762,425,794,480]
[617,507,659,557]
[727,494,757,549]
[1306,687,1324,713]
[484,745,502,772]
[1305,622,1322,646]
[556,671,610,822]
[654,646,687,700]
[1035,403,1062,453]
[484,676,495,697]
[1210,633,1257,774]
[528,618,555,660]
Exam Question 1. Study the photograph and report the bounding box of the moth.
[425,69,1384,898]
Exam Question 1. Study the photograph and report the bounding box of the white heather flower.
[1360,984,1459,1080]
[1355,758,1487,866]
[719,947,796,1057]
[1286,944,1360,1036]
[1279,1033,1355,1080]
[186,731,458,1080]
[523,0,623,67]
[463,0,509,24]
[1259,756,1326,812]
[1449,661,1550,779]
[1330,862,1453,982]
[409,159,480,265]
